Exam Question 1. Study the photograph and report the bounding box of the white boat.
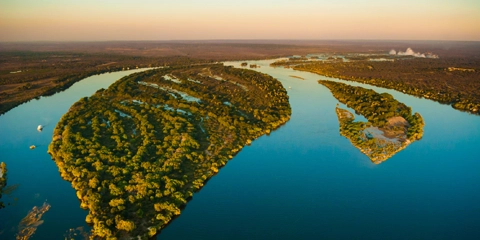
[37,125,43,131]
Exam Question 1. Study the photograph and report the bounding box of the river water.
[0,61,479,240]
[158,60,480,240]
[0,69,151,239]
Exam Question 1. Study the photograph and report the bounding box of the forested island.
[48,64,291,238]
[319,80,424,163]
[296,58,480,115]
[269,57,315,68]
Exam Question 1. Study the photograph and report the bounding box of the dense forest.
[0,162,6,209]
[0,52,203,115]
[319,80,424,163]
[296,58,480,115]
[48,64,291,239]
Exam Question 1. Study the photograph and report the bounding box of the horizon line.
[1,39,480,44]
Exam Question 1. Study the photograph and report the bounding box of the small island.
[48,64,291,238]
[296,55,480,115]
[289,75,305,80]
[270,57,316,68]
[319,80,424,163]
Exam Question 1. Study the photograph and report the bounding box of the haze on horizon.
[1,0,479,42]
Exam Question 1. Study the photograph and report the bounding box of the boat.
[37,125,43,131]
[30,145,36,149]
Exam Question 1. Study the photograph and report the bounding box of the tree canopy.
[48,64,291,239]
[319,80,424,163]
[0,162,6,209]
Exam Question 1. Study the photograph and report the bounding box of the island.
[270,58,313,68]
[48,64,291,238]
[289,75,305,80]
[319,80,424,163]
[296,56,480,115]
[0,41,314,116]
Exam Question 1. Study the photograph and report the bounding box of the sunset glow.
[1,0,479,41]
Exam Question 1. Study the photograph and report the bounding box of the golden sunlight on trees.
[48,64,291,238]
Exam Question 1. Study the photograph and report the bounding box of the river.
[0,60,479,240]
[0,69,152,239]
[158,59,480,240]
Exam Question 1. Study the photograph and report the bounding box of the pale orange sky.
[1,0,479,41]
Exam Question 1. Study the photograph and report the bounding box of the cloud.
[390,48,438,58]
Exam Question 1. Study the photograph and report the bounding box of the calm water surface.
[158,60,480,240]
[1,61,479,240]
[0,69,151,239]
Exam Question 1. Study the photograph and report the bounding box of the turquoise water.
[0,61,479,240]
[157,60,480,240]
[0,69,151,239]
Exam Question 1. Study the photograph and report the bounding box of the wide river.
[1,60,479,240]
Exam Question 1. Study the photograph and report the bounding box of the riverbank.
[48,64,291,238]
[294,59,480,115]
[0,162,6,209]
[0,68,157,239]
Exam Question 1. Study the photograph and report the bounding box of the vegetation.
[0,162,6,209]
[16,201,51,240]
[270,58,317,68]
[0,52,203,115]
[48,64,291,239]
[3,41,478,116]
[319,80,424,163]
[0,41,337,116]
[296,58,480,115]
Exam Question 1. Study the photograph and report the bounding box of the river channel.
[0,60,479,240]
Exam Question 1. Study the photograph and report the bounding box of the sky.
[1,0,479,41]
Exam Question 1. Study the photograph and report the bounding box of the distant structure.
[37,125,43,131]
[389,49,397,55]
